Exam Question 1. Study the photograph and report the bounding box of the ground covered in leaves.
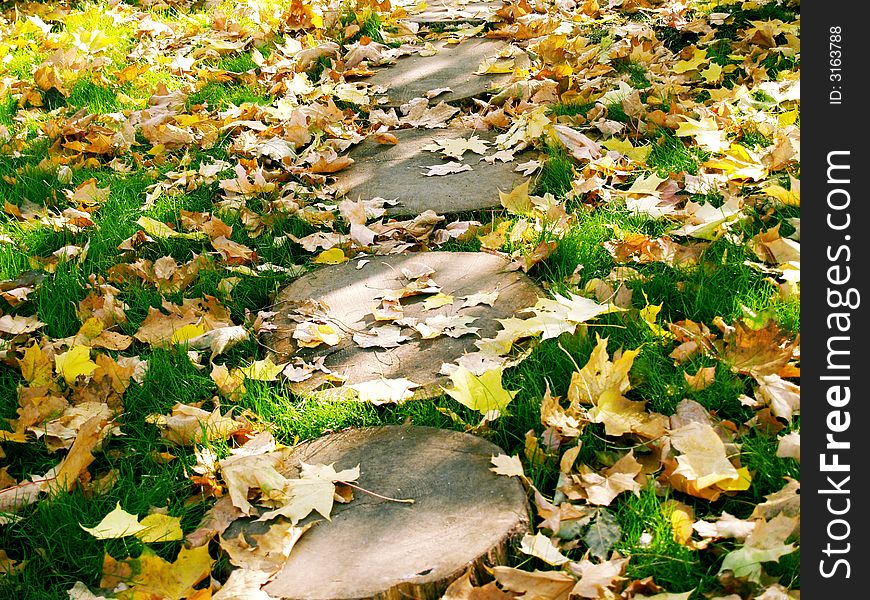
[0,0,799,598]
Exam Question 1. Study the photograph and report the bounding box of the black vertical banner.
[803,1,867,594]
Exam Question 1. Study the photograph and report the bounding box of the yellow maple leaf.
[313,248,348,264]
[170,323,206,345]
[673,48,709,74]
[238,357,286,381]
[81,502,146,539]
[499,179,533,214]
[17,343,53,386]
[102,546,213,600]
[55,345,98,386]
[422,293,454,311]
[443,366,518,415]
[135,513,184,543]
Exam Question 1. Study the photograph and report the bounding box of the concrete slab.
[330,127,532,216]
[265,252,541,400]
[363,38,528,107]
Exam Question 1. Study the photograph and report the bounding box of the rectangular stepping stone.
[330,127,533,216]
[363,38,529,107]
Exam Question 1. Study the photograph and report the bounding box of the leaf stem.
[337,481,415,504]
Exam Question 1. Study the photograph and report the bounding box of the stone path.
[394,0,504,24]
[226,426,528,599]
[331,127,532,216]
[267,252,540,401]
[364,38,529,107]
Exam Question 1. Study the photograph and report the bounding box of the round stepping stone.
[226,425,530,600]
[363,38,529,107]
[330,128,533,217]
[266,252,541,400]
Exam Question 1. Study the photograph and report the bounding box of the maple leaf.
[238,358,287,381]
[499,179,533,214]
[568,335,637,406]
[81,502,146,539]
[257,462,360,523]
[423,135,490,159]
[571,555,628,598]
[55,346,98,386]
[443,366,518,415]
[490,454,525,479]
[146,404,242,446]
[423,161,474,177]
[520,532,570,565]
[352,325,407,349]
[17,343,53,387]
[718,514,798,583]
[348,378,420,404]
[578,451,643,505]
[100,546,213,599]
[492,567,576,600]
[670,421,740,489]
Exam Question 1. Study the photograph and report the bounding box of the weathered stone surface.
[331,127,532,216]
[399,0,504,24]
[265,252,541,400]
[363,38,528,106]
[224,426,529,600]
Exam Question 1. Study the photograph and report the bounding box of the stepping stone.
[226,425,529,600]
[265,252,541,400]
[364,38,529,107]
[397,0,505,24]
[331,127,532,217]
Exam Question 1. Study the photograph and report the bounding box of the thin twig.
[338,481,415,504]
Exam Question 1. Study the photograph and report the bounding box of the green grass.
[186,82,273,111]
[535,144,575,198]
[66,79,122,114]
[549,101,596,118]
[216,52,259,73]
[647,131,708,176]
[0,95,17,126]
[616,487,718,596]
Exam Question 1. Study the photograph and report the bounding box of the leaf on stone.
[313,248,348,264]
[352,325,407,349]
[490,454,525,479]
[443,366,518,415]
[519,532,570,566]
[257,462,359,524]
[461,291,499,308]
[294,322,342,348]
[220,520,314,573]
[347,377,420,404]
[423,161,474,177]
[422,293,454,310]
